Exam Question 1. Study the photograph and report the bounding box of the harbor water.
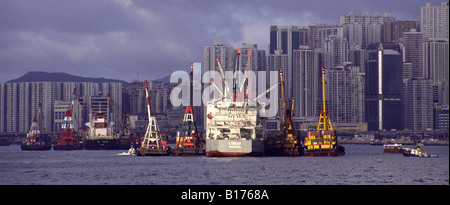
[0,144,448,185]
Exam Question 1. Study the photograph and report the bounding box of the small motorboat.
[403,146,438,158]
[117,145,136,156]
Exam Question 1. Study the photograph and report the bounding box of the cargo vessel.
[21,96,52,151]
[205,49,265,157]
[137,80,170,156]
[172,63,205,156]
[84,112,118,150]
[206,101,265,157]
[265,70,301,156]
[303,67,345,157]
[54,87,83,150]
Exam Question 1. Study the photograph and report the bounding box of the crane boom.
[317,67,333,131]
[107,93,123,134]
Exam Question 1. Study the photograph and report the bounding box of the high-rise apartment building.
[322,35,349,68]
[423,38,449,82]
[382,20,419,43]
[0,81,122,134]
[341,12,394,48]
[403,29,425,78]
[420,2,449,39]
[269,26,300,98]
[404,79,434,130]
[292,46,318,118]
[267,50,288,111]
[326,63,365,124]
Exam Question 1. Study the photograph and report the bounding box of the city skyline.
[1,0,447,83]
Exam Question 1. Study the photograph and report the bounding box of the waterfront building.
[365,43,403,131]
[404,78,434,131]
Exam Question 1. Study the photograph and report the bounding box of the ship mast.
[317,67,333,131]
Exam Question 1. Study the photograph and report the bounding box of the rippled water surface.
[0,145,448,185]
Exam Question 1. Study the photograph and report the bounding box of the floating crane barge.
[137,80,170,156]
[172,63,205,156]
[303,67,345,157]
[265,70,302,156]
[54,87,83,150]
[21,95,52,151]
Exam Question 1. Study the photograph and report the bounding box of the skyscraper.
[420,2,449,39]
[292,46,318,118]
[423,38,449,82]
[404,79,434,130]
[365,43,403,131]
[341,12,394,48]
[326,63,365,123]
[403,29,424,78]
[269,26,300,98]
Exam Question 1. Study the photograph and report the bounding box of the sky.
[0,0,447,83]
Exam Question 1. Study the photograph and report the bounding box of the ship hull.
[172,148,206,156]
[53,143,84,150]
[85,138,118,150]
[21,143,52,151]
[137,147,171,156]
[206,139,264,157]
[117,140,141,150]
[303,145,345,157]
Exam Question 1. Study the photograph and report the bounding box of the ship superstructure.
[303,67,345,156]
[84,112,118,150]
[205,49,265,157]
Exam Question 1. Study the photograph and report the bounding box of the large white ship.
[205,101,264,157]
[205,48,268,157]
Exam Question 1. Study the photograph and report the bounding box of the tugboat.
[84,112,118,150]
[403,146,438,158]
[54,87,84,150]
[137,80,170,156]
[265,70,301,156]
[303,67,345,157]
[21,96,52,151]
[172,63,205,156]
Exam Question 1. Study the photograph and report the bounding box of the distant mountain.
[153,75,171,83]
[7,71,129,87]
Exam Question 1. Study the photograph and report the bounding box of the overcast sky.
[0,0,446,83]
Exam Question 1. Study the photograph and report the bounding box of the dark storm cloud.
[0,0,447,83]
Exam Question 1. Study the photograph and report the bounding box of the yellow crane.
[317,67,333,131]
